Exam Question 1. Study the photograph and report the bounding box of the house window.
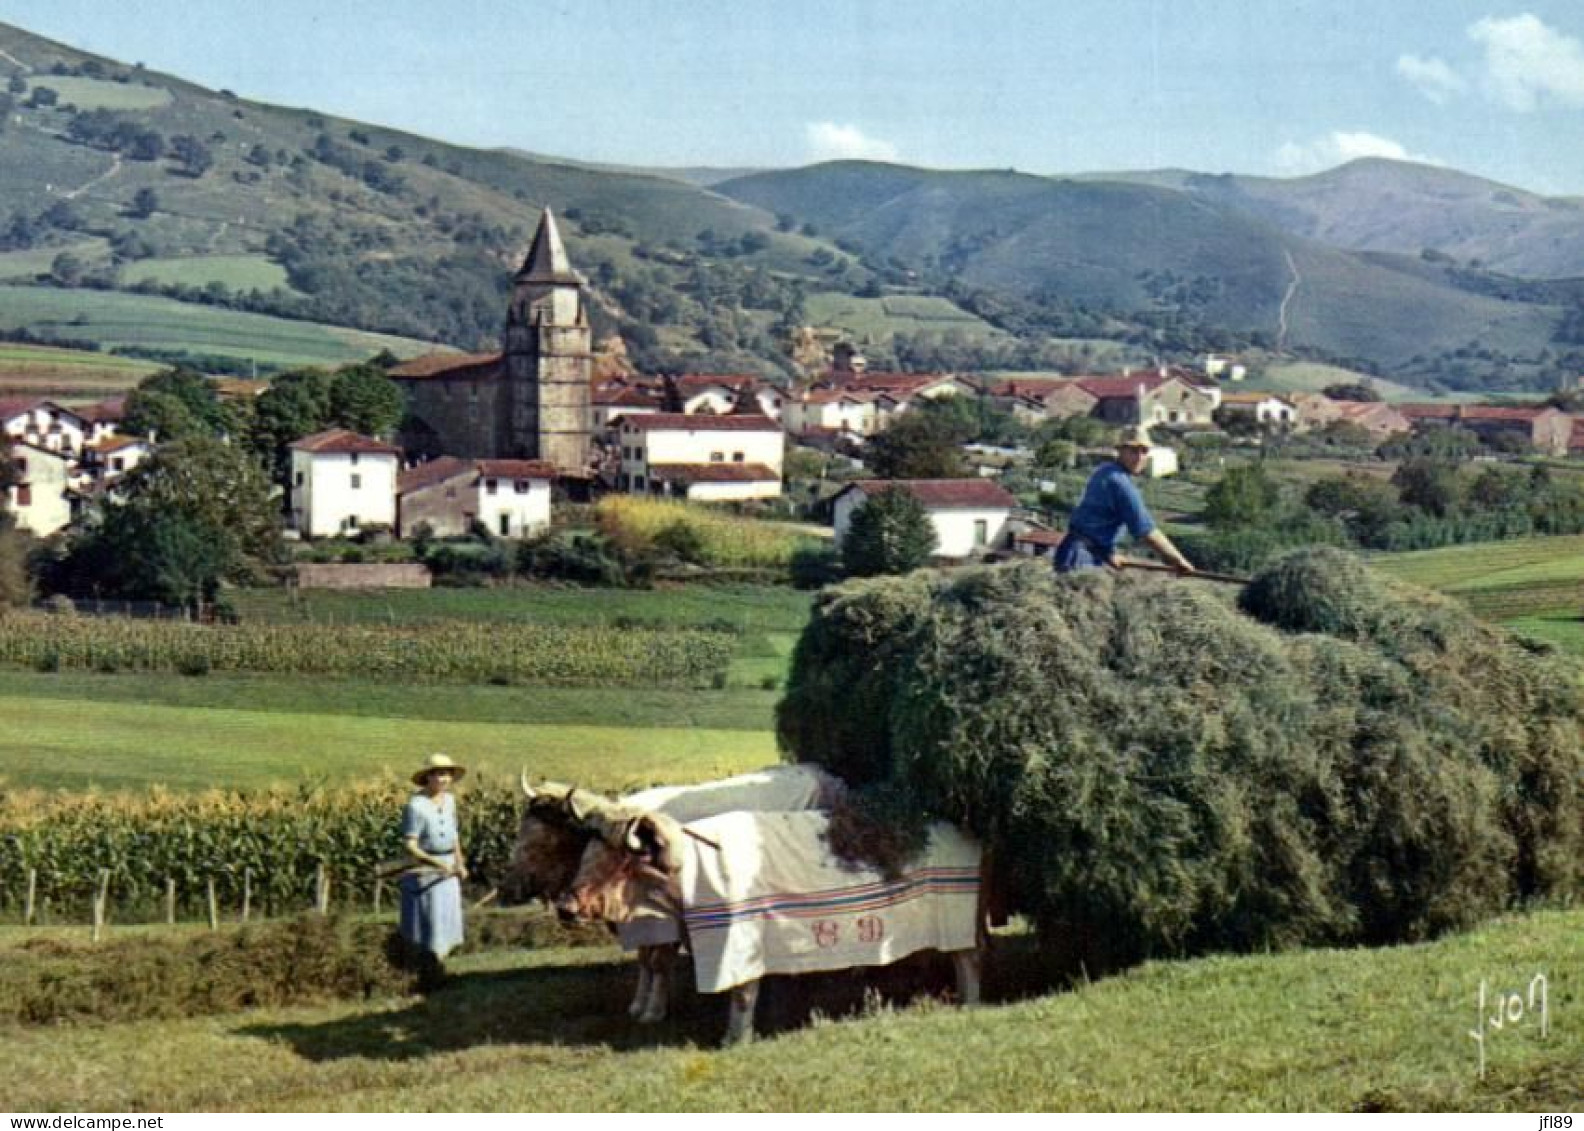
[514,480,529,494]
[469,383,479,401]
[351,474,362,490]
[16,485,30,506]
[499,513,511,536]
[732,451,745,462]
[442,383,452,400]
[445,487,456,499]
[485,478,498,495]
[111,458,124,472]
[350,452,360,467]
[14,458,25,474]
[974,519,989,546]
[710,451,724,462]
[294,471,304,487]
[346,515,359,530]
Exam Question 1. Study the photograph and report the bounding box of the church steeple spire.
[517,208,580,285]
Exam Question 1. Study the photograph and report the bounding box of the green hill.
[3,20,1582,389]
[717,161,1572,387]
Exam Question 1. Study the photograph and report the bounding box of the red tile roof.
[387,351,503,380]
[1397,403,1460,420]
[1014,528,1066,545]
[594,386,662,407]
[290,428,401,455]
[397,456,473,494]
[647,462,781,483]
[848,478,1017,508]
[84,434,149,454]
[1457,405,1559,421]
[476,459,557,480]
[1074,375,1167,399]
[621,413,781,432]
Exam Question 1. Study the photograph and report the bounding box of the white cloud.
[806,122,900,163]
[1396,53,1466,103]
[1273,130,1445,176]
[1469,13,1584,110]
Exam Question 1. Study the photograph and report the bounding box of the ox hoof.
[636,1007,667,1024]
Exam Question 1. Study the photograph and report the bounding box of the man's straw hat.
[1115,425,1154,450]
[412,752,466,787]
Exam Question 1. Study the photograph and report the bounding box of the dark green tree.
[329,363,405,437]
[128,187,160,218]
[1203,463,1281,528]
[842,487,938,577]
[864,407,971,479]
[1392,458,1466,517]
[123,367,231,440]
[248,368,334,481]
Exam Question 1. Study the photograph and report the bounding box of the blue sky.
[4,0,1584,193]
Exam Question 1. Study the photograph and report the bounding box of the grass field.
[19,76,174,111]
[1371,534,1584,655]
[804,291,1007,342]
[0,240,110,282]
[119,254,295,293]
[0,341,159,399]
[0,908,1573,1111]
[5,585,810,792]
[0,285,443,369]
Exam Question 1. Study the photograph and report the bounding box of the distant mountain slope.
[1087,158,1584,279]
[718,162,1563,372]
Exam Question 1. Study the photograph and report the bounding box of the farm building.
[288,428,401,539]
[616,413,784,499]
[397,456,556,537]
[832,478,1019,558]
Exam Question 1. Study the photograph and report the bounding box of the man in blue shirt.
[1055,426,1195,574]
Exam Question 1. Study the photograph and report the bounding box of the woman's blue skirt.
[398,872,464,959]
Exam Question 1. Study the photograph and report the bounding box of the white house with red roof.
[75,397,126,444]
[0,398,89,456]
[591,382,663,430]
[288,428,401,538]
[80,434,153,484]
[5,441,73,536]
[617,413,784,499]
[397,456,556,538]
[832,478,1019,559]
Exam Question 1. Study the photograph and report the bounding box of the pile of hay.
[777,548,1581,969]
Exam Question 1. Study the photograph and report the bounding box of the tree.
[1322,382,1382,403]
[248,368,334,481]
[1203,463,1281,528]
[123,367,231,440]
[169,134,213,177]
[1303,472,1402,545]
[49,251,85,287]
[1392,458,1466,517]
[842,487,938,577]
[128,187,160,218]
[328,363,405,437]
[864,406,971,479]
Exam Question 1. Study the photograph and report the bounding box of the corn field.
[595,496,821,569]
[0,781,527,923]
[0,612,733,685]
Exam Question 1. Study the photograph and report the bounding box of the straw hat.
[1115,425,1154,450]
[411,752,466,787]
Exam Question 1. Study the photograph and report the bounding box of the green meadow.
[118,254,295,293]
[0,285,441,369]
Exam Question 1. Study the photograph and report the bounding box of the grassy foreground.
[0,910,1575,1111]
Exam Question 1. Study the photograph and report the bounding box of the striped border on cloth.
[685,866,980,932]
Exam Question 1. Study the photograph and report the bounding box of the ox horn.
[520,769,537,800]
[564,785,590,824]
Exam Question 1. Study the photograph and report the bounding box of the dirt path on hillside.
[0,48,31,73]
[63,153,122,200]
[1277,248,1301,353]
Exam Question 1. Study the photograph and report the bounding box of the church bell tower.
[502,208,591,469]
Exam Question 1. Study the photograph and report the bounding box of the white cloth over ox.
[678,810,981,994]
[615,764,843,951]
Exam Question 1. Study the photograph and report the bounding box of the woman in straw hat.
[1055,425,1195,575]
[398,753,468,987]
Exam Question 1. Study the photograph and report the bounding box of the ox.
[558,806,984,1045]
[511,765,842,1024]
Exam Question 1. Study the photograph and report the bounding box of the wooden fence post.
[165,877,176,925]
[241,870,252,923]
[91,869,110,943]
[314,863,329,914]
[206,877,219,931]
[373,878,384,915]
[23,867,36,926]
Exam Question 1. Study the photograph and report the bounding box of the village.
[5,207,1583,588]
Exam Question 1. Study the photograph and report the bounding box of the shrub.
[778,553,1581,971]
